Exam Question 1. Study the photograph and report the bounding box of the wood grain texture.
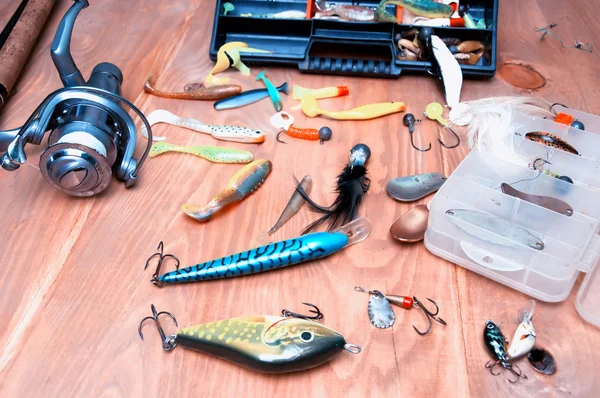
[0,0,599,397]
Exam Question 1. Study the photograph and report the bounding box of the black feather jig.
[296,144,371,234]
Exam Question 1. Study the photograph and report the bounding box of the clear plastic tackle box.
[424,107,600,327]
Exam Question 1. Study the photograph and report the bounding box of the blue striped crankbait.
[145,218,370,287]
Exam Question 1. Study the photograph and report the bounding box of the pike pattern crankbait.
[145,218,370,286]
[140,110,265,143]
[268,175,312,235]
[355,287,446,335]
[144,75,241,100]
[375,0,453,23]
[149,142,253,164]
[138,303,361,373]
[183,159,272,222]
[525,132,579,155]
[483,320,527,383]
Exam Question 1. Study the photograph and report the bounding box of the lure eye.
[487,324,494,329]
[255,131,261,135]
[300,331,314,342]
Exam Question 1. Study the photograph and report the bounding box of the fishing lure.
[507,300,537,359]
[143,75,241,100]
[222,2,234,15]
[483,320,527,383]
[525,132,579,155]
[241,10,306,19]
[402,113,431,152]
[268,175,312,235]
[144,217,370,285]
[205,41,271,85]
[138,303,361,373]
[413,17,465,28]
[387,172,446,202]
[277,126,333,144]
[292,85,349,101]
[300,95,405,120]
[182,159,272,222]
[149,142,253,164]
[501,183,573,216]
[296,144,371,234]
[140,110,265,143]
[429,34,463,108]
[314,0,375,22]
[214,83,288,111]
[446,209,545,250]
[256,71,283,111]
[355,287,446,335]
[375,0,453,23]
[424,102,460,148]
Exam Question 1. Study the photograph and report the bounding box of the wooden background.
[1,0,599,396]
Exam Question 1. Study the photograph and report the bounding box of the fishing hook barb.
[276,130,288,144]
[412,296,447,335]
[438,125,460,149]
[282,302,324,320]
[144,241,180,287]
[138,304,178,351]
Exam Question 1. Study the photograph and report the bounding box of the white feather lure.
[431,35,462,108]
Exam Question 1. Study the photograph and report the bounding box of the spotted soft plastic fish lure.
[182,159,272,221]
[525,131,579,155]
[138,304,361,373]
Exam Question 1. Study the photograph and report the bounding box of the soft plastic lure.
[525,132,579,155]
[149,142,253,163]
[206,41,271,85]
[145,218,370,286]
[144,74,241,100]
[375,0,453,23]
[292,85,350,101]
[214,83,288,110]
[138,303,361,373]
[140,110,265,143]
[314,0,375,22]
[182,159,272,222]
[268,175,312,235]
[256,71,283,111]
[277,126,333,144]
[300,95,405,120]
[241,10,306,19]
[484,320,527,383]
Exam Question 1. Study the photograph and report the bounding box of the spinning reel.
[0,0,152,196]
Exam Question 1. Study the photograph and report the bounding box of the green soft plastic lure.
[138,304,361,373]
[256,71,283,111]
[375,0,454,23]
[149,142,254,163]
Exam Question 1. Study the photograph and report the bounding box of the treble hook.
[144,241,180,287]
[438,125,460,149]
[485,360,527,383]
[276,129,288,144]
[412,296,447,335]
[282,302,324,320]
[403,113,431,152]
[138,304,178,351]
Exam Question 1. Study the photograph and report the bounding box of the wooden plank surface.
[0,0,599,396]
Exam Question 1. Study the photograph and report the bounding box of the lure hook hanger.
[144,241,180,287]
[412,296,447,335]
[282,302,324,320]
[485,360,527,383]
[138,304,178,351]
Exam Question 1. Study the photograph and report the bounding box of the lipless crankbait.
[149,142,253,164]
[140,110,265,143]
[484,320,527,383]
[183,159,272,222]
[268,175,312,235]
[144,75,241,100]
[375,0,453,23]
[214,83,289,111]
[508,300,537,359]
[145,218,370,286]
[256,71,283,111]
[138,303,361,373]
[525,132,579,155]
[355,287,446,334]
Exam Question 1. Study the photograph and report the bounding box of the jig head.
[424,102,460,148]
[403,113,431,152]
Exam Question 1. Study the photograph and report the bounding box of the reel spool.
[0,0,152,196]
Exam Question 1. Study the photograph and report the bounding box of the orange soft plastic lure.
[277,125,333,144]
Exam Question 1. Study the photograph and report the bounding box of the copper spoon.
[390,205,430,242]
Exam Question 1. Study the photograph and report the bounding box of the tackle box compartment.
[209,0,499,78]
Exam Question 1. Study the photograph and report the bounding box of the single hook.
[412,296,447,335]
[282,302,324,320]
[144,241,180,287]
[138,304,178,351]
[403,113,431,152]
[276,129,288,144]
[438,125,460,149]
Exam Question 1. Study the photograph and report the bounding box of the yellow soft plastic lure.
[149,142,253,163]
[183,159,272,221]
[300,94,405,120]
[205,41,271,86]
